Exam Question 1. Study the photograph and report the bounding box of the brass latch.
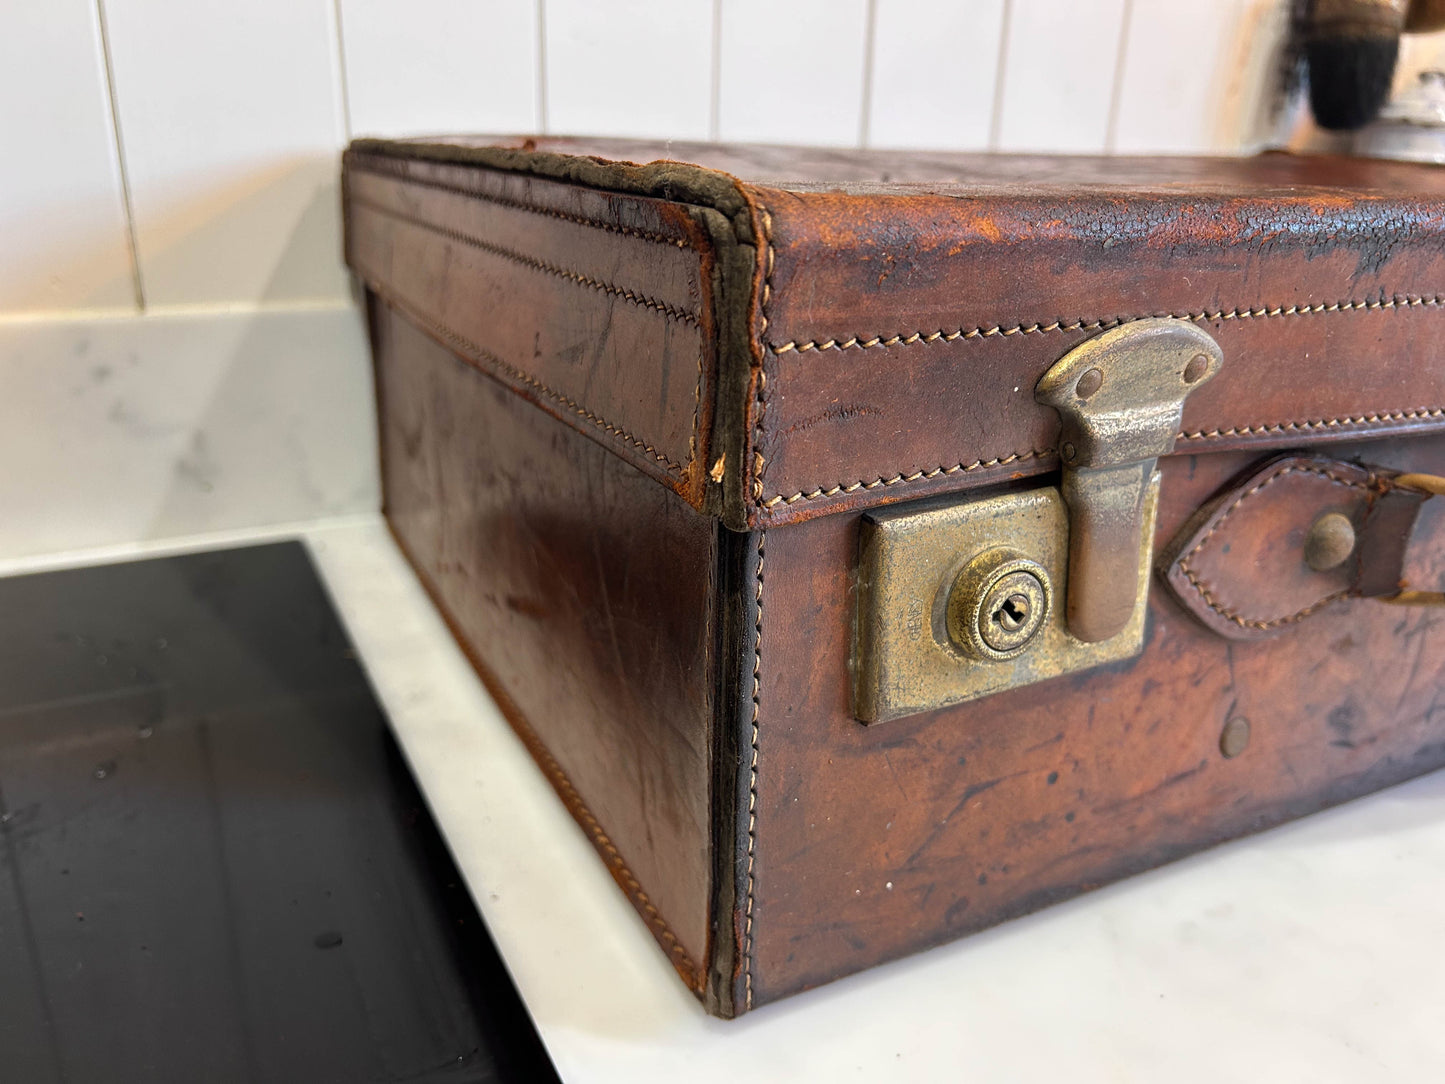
[1035,318,1222,641]
[853,319,1222,724]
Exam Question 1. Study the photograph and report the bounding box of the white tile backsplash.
[340,0,539,137]
[993,0,1131,153]
[101,0,350,306]
[1112,0,1293,154]
[716,0,871,146]
[0,304,377,558]
[868,0,1007,150]
[545,0,713,139]
[0,0,136,313]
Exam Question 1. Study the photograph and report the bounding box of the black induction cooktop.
[0,541,558,1083]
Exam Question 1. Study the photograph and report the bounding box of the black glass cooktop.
[0,541,558,1083]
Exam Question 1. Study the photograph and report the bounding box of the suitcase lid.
[343,136,1445,531]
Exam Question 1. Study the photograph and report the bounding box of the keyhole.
[994,593,1030,632]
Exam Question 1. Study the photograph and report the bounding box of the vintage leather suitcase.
[341,137,1445,1017]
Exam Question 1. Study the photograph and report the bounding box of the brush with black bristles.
[1305,0,1409,129]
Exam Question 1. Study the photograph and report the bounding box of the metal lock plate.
[852,317,1218,724]
[853,475,1158,724]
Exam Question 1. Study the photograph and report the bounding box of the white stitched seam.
[744,530,764,1011]
[353,195,701,327]
[766,295,1445,355]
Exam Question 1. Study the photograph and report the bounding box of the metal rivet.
[1304,512,1356,572]
[1061,441,1076,462]
[1074,367,1104,400]
[1220,716,1251,759]
[1183,353,1210,384]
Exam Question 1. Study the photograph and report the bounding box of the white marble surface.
[9,517,1444,1083]
[0,304,377,558]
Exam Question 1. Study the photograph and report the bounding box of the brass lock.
[945,549,1052,659]
[852,318,1221,724]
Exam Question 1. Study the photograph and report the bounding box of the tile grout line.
[535,0,550,133]
[709,0,723,140]
[331,0,355,141]
[858,0,879,148]
[1103,0,1137,154]
[93,0,145,312]
[987,0,1013,150]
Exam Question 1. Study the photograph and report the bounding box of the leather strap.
[1158,454,1432,640]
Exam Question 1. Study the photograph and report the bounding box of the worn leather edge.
[735,179,1445,529]
[702,526,762,1018]
[348,137,757,227]
[347,188,703,325]
[690,204,762,529]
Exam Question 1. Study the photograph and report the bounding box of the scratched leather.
[747,434,1445,1006]
[371,302,716,991]
[747,179,1445,526]
[345,151,717,503]
[344,138,1445,531]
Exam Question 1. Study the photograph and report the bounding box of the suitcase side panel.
[345,151,722,508]
[746,435,1445,1006]
[371,300,719,993]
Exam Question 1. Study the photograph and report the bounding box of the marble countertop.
[7,516,1443,1082]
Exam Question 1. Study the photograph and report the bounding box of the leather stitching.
[1175,462,1370,630]
[742,202,775,1010]
[506,699,705,992]
[1177,408,1445,441]
[758,409,1445,511]
[761,449,1053,511]
[352,173,709,486]
[352,195,701,328]
[766,294,1445,355]
[396,539,704,993]
[751,209,777,504]
[1179,567,1351,631]
[349,161,692,249]
[368,284,689,476]
[744,530,764,1012]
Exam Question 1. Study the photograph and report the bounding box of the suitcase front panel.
[745,435,1445,1006]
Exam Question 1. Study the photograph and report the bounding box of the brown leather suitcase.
[341,137,1445,1017]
